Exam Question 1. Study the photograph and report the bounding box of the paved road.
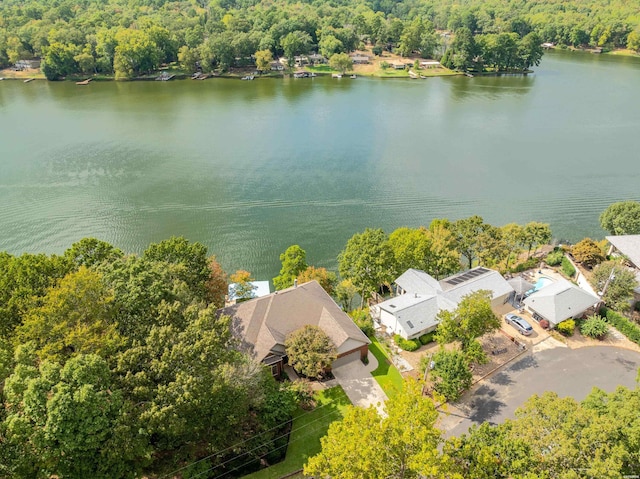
[439,343,640,436]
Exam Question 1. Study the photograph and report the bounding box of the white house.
[371,267,514,339]
[523,279,599,327]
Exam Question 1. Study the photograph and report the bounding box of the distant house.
[371,267,514,339]
[220,281,370,377]
[420,60,441,69]
[391,61,410,70]
[227,280,271,305]
[350,54,371,64]
[15,59,41,70]
[523,279,599,327]
[294,55,309,67]
[307,53,326,64]
[605,235,640,301]
[270,61,285,71]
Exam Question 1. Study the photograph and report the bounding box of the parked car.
[505,314,533,336]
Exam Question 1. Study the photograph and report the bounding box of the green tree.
[177,45,199,72]
[388,227,433,274]
[427,220,461,278]
[42,42,77,80]
[15,267,124,364]
[328,52,353,74]
[273,244,308,290]
[434,290,499,354]
[204,256,228,307]
[476,225,508,267]
[338,228,396,304]
[319,34,343,58]
[517,32,544,70]
[113,28,160,80]
[281,30,312,67]
[305,379,443,478]
[600,201,640,235]
[628,29,640,52]
[591,260,638,311]
[335,278,358,311]
[64,237,123,269]
[501,223,524,270]
[285,325,337,379]
[522,221,552,258]
[255,48,273,72]
[453,215,488,269]
[296,266,337,295]
[229,269,256,302]
[442,27,477,71]
[572,238,605,267]
[429,349,472,401]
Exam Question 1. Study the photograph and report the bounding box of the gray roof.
[381,267,513,337]
[378,293,456,336]
[440,268,514,304]
[523,279,599,325]
[508,276,535,295]
[395,268,442,295]
[606,235,640,269]
[221,281,370,363]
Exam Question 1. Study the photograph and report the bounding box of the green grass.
[244,386,351,479]
[369,336,404,398]
[305,65,334,73]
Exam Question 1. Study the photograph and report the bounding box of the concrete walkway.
[331,352,388,414]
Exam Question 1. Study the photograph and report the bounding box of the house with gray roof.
[523,279,599,327]
[371,267,514,339]
[221,281,370,377]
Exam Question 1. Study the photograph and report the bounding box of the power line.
[179,407,342,479]
[158,396,344,479]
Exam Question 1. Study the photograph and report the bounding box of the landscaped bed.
[244,386,351,479]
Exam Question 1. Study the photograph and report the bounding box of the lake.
[1,50,639,279]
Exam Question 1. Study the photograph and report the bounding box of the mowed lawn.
[244,386,351,479]
[369,336,404,398]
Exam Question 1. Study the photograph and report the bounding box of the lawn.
[244,386,351,479]
[369,336,404,398]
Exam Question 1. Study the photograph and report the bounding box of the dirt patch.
[471,331,526,381]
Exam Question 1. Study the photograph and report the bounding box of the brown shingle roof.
[221,281,370,363]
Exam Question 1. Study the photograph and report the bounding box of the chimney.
[294,279,298,288]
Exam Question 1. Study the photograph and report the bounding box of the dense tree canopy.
[600,201,640,235]
[0,237,300,479]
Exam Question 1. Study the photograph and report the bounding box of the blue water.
[534,276,554,291]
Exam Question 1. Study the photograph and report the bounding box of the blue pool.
[534,276,554,292]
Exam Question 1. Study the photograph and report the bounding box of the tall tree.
[591,260,638,311]
[296,266,337,295]
[572,238,605,267]
[600,201,640,235]
[254,48,273,72]
[434,290,499,354]
[426,221,461,279]
[500,223,524,270]
[453,215,487,269]
[522,222,552,258]
[304,379,443,478]
[338,228,396,304]
[273,245,308,290]
[64,237,123,269]
[388,227,433,275]
[328,52,353,74]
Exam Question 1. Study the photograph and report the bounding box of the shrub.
[394,334,420,352]
[510,257,539,273]
[602,307,640,345]
[545,249,564,266]
[372,45,383,56]
[557,319,576,336]
[349,308,375,337]
[380,61,390,70]
[579,314,609,339]
[539,319,550,329]
[561,257,576,278]
[419,332,436,345]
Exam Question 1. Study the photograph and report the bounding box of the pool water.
[534,276,554,291]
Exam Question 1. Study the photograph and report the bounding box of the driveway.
[439,343,640,436]
[332,352,388,414]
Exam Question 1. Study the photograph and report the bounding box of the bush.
[545,249,564,266]
[557,319,576,336]
[561,257,576,278]
[394,334,420,352]
[419,332,436,345]
[602,307,640,345]
[349,308,375,337]
[539,319,550,329]
[579,314,609,339]
[372,45,383,56]
[510,257,539,273]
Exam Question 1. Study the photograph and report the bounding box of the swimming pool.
[534,276,554,291]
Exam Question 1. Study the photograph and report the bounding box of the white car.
[505,314,533,336]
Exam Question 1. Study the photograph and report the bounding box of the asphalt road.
[439,343,640,437]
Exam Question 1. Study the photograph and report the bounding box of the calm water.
[1,51,639,279]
